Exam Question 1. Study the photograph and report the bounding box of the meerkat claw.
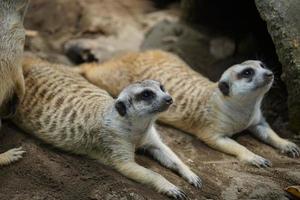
[1,147,26,165]
[256,158,272,168]
[244,154,272,168]
[166,188,188,200]
[190,175,202,188]
[8,147,26,161]
[281,142,300,158]
[259,159,272,168]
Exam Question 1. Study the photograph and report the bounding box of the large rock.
[255,0,300,133]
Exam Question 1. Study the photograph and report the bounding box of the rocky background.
[0,0,299,200]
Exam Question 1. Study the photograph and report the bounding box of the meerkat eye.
[240,68,255,78]
[140,90,155,100]
[160,85,165,92]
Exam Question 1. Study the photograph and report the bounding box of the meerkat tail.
[0,147,26,166]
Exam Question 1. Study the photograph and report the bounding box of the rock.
[255,0,300,134]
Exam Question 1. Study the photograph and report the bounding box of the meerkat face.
[218,60,274,97]
[115,80,173,119]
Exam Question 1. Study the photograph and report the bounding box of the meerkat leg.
[90,144,187,199]
[140,127,202,188]
[249,120,300,158]
[200,133,271,167]
[0,147,25,166]
[116,161,187,199]
[0,120,25,166]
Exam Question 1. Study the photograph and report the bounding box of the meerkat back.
[13,57,113,153]
[78,50,215,133]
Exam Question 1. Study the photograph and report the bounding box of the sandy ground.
[1,121,299,200]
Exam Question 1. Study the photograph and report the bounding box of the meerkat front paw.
[0,147,26,165]
[240,154,272,168]
[164,187,188,200]
[183,171,202,188]
[279,141,300,158]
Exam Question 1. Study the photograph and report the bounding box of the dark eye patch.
[238,68,255,79]
[137,89,155,101]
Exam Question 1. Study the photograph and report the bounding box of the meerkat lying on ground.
[0,0,29,166]
[76,50,300,167]
[13,57,201,199]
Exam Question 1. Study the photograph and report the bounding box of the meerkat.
[0,0,29,166]
[13,57,201,199]
[76,50,300,167]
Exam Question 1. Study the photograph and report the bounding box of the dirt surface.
[1,0,300,200]
[1,122,300,200]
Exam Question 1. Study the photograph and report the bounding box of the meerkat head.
[218,60,274,98]
[114,80,173,119]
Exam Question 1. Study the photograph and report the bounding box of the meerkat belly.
[13,62,113,154]
[213,107,260,136]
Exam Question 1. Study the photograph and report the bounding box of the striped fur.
[13,57,202,199]
[14,58,115,157]
[77,50,300,167]
[79,50,217,135]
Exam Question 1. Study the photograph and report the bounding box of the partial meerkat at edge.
[76,50,300,167]
[0,0,29,166]
[13,57,201,199]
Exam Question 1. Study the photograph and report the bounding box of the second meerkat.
[77,50,300,167]
[13,57,201,199]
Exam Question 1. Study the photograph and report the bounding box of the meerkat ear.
[115,101,127,116]
[218,81,230,96]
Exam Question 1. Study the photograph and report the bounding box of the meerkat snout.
[264,71,274,80]
[164,95,173,105]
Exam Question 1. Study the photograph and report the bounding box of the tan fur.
[79,51,216,134]
[77,50,300,167]
[13,57,201,199]
[0,0,29,166]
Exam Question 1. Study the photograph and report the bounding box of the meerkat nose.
[164,96,173,105]
[264,71,274,78]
